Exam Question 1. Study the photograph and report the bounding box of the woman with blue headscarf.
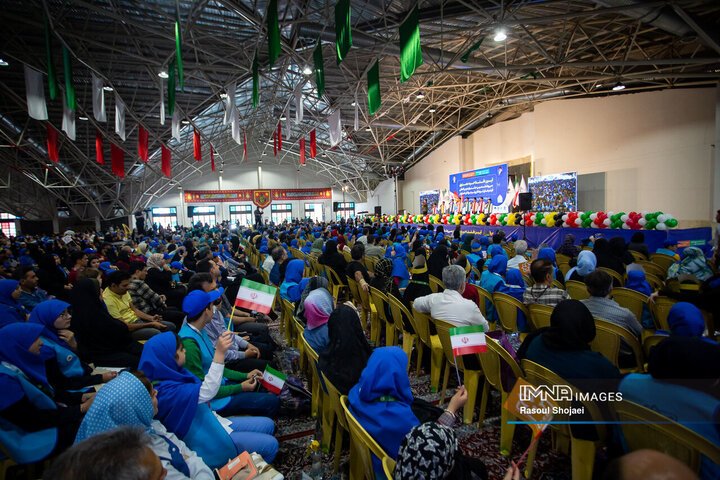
[479,256,507,323]
[280,258,309,303]
[498,269,528,331]
[537,247,565,285]
[138,332,278,467]
[348,347,420,474]
[75,371,214,479]
[664,302,716,344]
[624,265,656,329]
[391,244,410,290]
[302,288,334,353]
[29,299,116,390]
[0,279,28,327]
[566,250,597,282]
[0,324,93,459]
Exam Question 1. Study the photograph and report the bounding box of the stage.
[396,224,712,254]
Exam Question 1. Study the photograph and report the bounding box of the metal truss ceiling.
[0,0,718,220]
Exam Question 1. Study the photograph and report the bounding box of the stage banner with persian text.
[449,164,509,211]
[184,188,331,205]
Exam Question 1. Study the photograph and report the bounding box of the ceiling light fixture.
[158,71,168,79]
[182,120,190,125]
[302,65,313,75]
[220,93,228,99]
[493,29,507,42]
[429,108,436,113]
[262,152,267,156]
[351,101,356,107]
[595,84,603,89]
[612,81,626,91]
[103,86,113,92]
[416,92,425,99]
[79,116,89,121]
[280,115,287,121]
[322,153,327,157]
[365,128,371,132]
[0,59,9,67]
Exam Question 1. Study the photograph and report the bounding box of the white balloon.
[621,223,630,229]
[641,211,649,217]
[638,218,647,226]
[590,213,598,220]
[575,218,582,225]
[541,218,547,225]
[562,214,569,221]
[665,214,674,220]
[656,223,667,230]
[621,214,629,222]
[603,218,611,226]
[607,211,615,217]
[530,214,536,221]
[657,214,667,223]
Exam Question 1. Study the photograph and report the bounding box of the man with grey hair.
[507,240,529,270]
[45,427,166,480]
[413,264,488,329]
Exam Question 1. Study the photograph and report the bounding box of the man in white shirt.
[507,239,529,270]
[413,264,489,330]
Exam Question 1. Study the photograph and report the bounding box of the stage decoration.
[366,210,679,230]
[184,188,331,205]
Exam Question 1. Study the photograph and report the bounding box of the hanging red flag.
[210,146,215,172]
[138,124,148,162]
[161,144,171,177]
[273,131,277,156]
[193,128,201,161]
[95,129,104,165]
[277,122,282,151]
[310,129,316,158]
[300,137,306,165]
[243,129,247,163]
[110,142,125,178]
[46,123,59,162]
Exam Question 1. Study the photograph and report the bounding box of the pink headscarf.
[304,288,334,330]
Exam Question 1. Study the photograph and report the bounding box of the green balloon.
[666,218,678,228]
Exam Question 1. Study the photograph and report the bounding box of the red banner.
[184,188,331,204]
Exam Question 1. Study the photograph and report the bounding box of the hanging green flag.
[461,37,484,63]
[252,52,259,108]
[367,60,381,115]
[399,6,423,83]
[314,41,324,97]
[175,8,183,92]
[335,0,352,65]
[62,46,75,110]
[267,0,281,67]
[168,58,176,116]
[43,14,57,101]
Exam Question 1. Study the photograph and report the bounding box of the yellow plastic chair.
[629,250,648,262]
[293,315,307,373]
[289,247,305,261]
[651,296,678,331]
[612,287,649,324]
[476,337,524,452]
[432,318,484,424]
[387,294,419,372]
[428,275,444,293]
[528,303,554,330]
[566,280,590,300]
[599,267,624,286]
[382,456,395,480]
[590,318,645,373]
[324,265,349,303]
[555,252,571,264]
[557,262,571,277]
[369,286,396,346]
[492,292,529,337]
[521,360,607,480]
[280,298,296,345]
[320,372,348,473]
[341,395,393,480]
[300,333,322,418]
[642,334,668,358]
[650,253,676,274]
[411,307,444,392]
[342,250,352,264]
[645,272,664,292]
[347,277,371,332]
[614,400,720,474]
[364,256,378,274]
[476,286,495,325]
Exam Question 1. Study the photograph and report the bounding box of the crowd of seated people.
[0,218,718,480]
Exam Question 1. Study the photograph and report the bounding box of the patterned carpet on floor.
[267,317,579,480]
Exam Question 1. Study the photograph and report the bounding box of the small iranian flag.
[261,366,286,394]
[234,279,277,313]
[450,325,487,356]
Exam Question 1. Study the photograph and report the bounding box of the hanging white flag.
[24,65,47,120]
[284,106,291,140]
[354,95,359,131]
[223,84,235,126]
[172,110,181,142]
[115,93,126,141]
[159,79,165,126]
[92,74,106,122]
[520,175,528,193]
[61,101,75,141]
[328,109,341,146]
[231,107,240,144]
[294,84,303,125]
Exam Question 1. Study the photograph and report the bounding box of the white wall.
[150,163,337,225]
[398,87,717,224]
[356,178,397,216]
